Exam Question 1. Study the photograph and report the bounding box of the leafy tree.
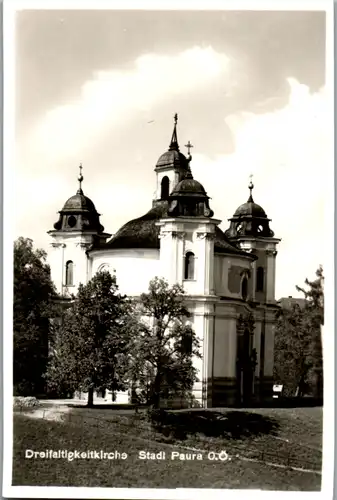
[128,277,201,409]
[14,237,56,396]
[274,266,324,398]
[46,271,134,406]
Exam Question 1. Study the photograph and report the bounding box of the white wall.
[90,248,160,296]
[48,232,95,295]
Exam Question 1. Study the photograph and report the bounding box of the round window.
[67,215,77,228]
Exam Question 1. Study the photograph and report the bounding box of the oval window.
[68,215,77,228]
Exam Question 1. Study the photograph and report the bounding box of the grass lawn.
[12,405,322,490]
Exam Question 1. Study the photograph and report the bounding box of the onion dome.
[225,178,274,239]
[155,113,190,174]
[168,156,214,217]
[51,165,105,233]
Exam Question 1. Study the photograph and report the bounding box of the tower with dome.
[48,116,280,407]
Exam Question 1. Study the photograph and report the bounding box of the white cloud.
[25,46,230,161]
[191,78,329,298]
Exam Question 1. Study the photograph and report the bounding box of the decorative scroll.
[265,249,277,257]
[172,231,186,240]
[51,242,66,248]
[159,230,185,240]
[197,232,216,241]
[76,242,91,249]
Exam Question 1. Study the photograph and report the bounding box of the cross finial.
[185,140,194,156]
[248,173,254,202]
[174,113,178,125]
[77,163,84,194]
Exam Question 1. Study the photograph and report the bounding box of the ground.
[12,402,322,490]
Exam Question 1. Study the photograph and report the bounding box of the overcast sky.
[13,8,330,298]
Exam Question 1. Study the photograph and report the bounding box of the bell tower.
[153,114,190,204]
[47,165,111,296]
[225,177,281,400]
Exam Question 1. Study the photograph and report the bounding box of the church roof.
[233,200,267,218]
[62,192,97,213]
[171,176,207,197]
[93,200,252,258]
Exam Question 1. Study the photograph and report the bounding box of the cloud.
[25,47,230,162]
[191,78,328,297]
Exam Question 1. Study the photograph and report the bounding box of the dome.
[171,177,206,197]
[167,167,214,218]
[234,201,267,218]
[62,193,97,213]
[154,113,189,175]
[225,180,274,239]
[103,202,168,250]
[156,149,189,170]
[50,166,105,234]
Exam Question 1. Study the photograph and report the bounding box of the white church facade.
[48,116,280,407]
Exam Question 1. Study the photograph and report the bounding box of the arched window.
[161,176,170,200]
[184,252,195,280]
[241,277,248,300]
[256,267,264,292]
[65,260,74,286]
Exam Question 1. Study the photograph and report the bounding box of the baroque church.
[48,115,280,407]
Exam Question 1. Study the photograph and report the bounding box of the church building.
[48,115,280,407]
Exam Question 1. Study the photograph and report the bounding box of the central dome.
[96,200,249,258]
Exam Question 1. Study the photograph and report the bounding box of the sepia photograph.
[3,1,334,498]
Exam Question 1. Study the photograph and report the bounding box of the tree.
[128,277,201,409]
[296,265,324,398]
[273,266,324,398]
[46,271,133,406]
[14,237,56,396]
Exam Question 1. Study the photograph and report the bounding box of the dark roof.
[94,201,253,258]
[101,202,168,250]
[62,192,98,213]
[156,150,189,170]
[214,227,255,258]
[234,201,267,218]
[171,177,207,197]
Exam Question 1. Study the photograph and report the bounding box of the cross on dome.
[248,173,254,202]
[77,163,84,194]
[185,140,193,156]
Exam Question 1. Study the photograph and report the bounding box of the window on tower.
[65,260,74,286]
[184,252,195,280]
[256,267,264,292]
[161,176,170,200]
[67,215,77,228]
[241,276,248,300]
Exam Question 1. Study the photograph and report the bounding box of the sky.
[13,8,331,299]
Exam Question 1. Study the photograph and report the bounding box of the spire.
[77,163,84,194]
[185,164,193,179]
[248,173,254,202]
[169,113,179,151]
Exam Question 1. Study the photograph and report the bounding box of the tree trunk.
[87,387,94,407]
[152,372,162,409]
